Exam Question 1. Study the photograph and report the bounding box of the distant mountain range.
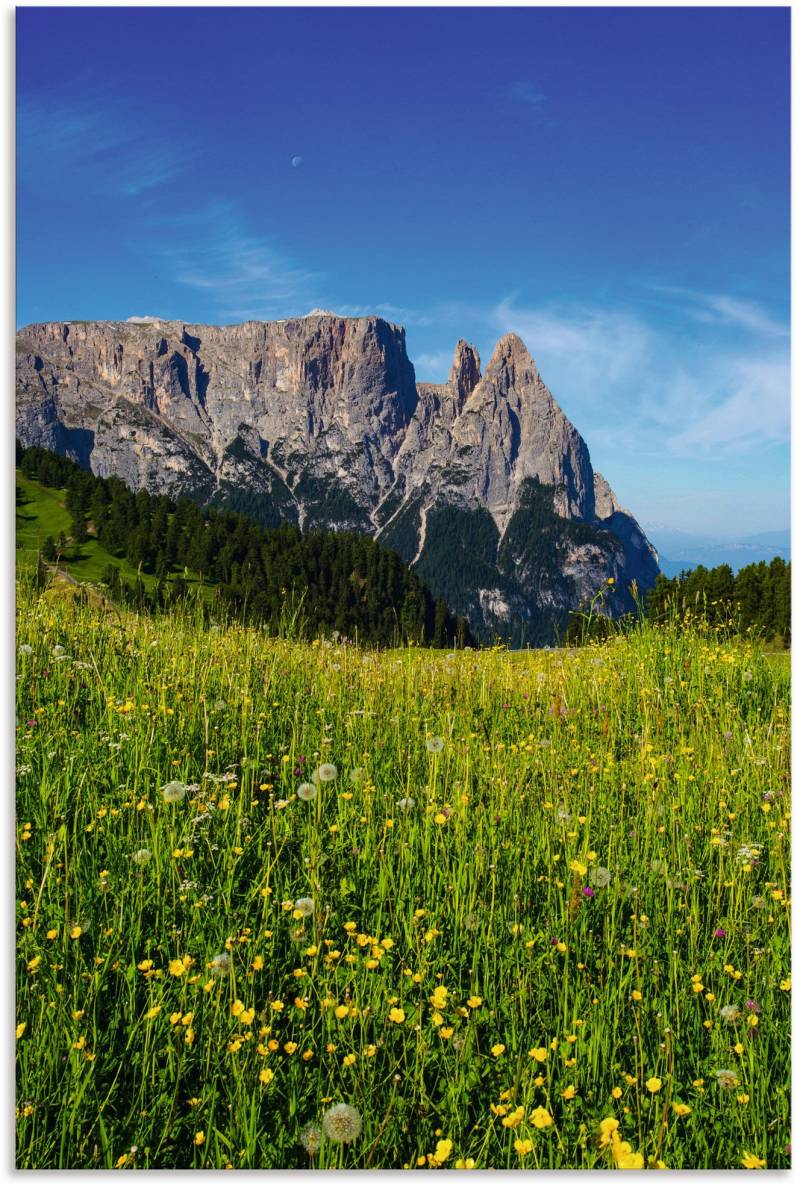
[650,529,791,577]
[15,312,660,643]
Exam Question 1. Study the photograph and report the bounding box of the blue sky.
[16,6,790,540]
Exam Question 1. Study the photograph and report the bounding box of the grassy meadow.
[15,573,790,1169]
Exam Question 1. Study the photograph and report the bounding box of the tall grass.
[15,571,790,1168]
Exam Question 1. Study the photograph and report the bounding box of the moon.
[291,155,303,168]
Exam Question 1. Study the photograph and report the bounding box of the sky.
[16,6,790,542]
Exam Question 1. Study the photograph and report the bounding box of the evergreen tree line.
[645,560,791,647]
[565,559,790,647]
[16,443,472,648]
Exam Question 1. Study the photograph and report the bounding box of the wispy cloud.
[646,284,789,337]
[411,350,453,382]
[163,203,322,320]
[492,297,652,391]
[490,293,789,461]
[337,303,433,327]
[18,85,191,197]
[506,81,546,107]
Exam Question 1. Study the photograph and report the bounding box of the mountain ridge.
[15,312,660,642]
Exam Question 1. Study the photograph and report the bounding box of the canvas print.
[15,5,790,1170]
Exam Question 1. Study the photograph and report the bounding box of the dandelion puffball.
[294,897,314,917]
[317,763,337,782]
[322,1102,362,1144]
[132,848,152,867]
[297,783,317,802]
[161,780,187,803]
[426,736,445,754]
[300,1124,322,1154]
[209,952,231,976]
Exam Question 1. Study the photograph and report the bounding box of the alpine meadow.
[15,569,790,1168]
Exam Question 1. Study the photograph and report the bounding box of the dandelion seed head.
[300,1124,322,1155]
[322,1102,362,1144]
[209,952,231,976]
[297,783,317,802]
[161,781,187,804]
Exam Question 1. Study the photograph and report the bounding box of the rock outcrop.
[16,313,659,642]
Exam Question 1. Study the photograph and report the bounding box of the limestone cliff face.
[16,312,659,641]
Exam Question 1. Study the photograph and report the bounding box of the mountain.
[15,313,659,643]
[650,528,791,576]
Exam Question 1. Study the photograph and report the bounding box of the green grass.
[16,472,204,593]
[15,572,790,1170]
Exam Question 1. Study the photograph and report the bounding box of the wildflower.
[259,1068,274,1085]
[168,959,188,977]
[713,927,726,939]
[433,1139,452,1163]
[501,1106,525,1129]
[16,1023,26,1039]
[672,1103,691,1117]
[491,1043,505,1057]
[194,1131,205,1146]
[397,797,415,810]
[529,1047,547,1062]
[780,977,791,992]
[646,1077,662,1094]
[297,783,317,802]
[144,1006,161,1020]
[582,886,595,898]
[294,897,314,918]
[316,763,338,783]
[466,995,482,1009]
[741,1152,766,1169]
[161,781,187,804]
[209,952,231,976]
[719,1004,741,1023]
[569,860,587,877]
[426,736,445,754]
[561,1085,577,1100]
[599,1118,620,1146]
[430,986,448,1009]
[388,1007,406,1024]
[322,1102,362,1144]
[514,1139,533,1156]
[530,1106,554,1129]
[300,1124,322,1155]
[616,1147,644,1169]
[132,848,152,867]
[455,1158,476,1169]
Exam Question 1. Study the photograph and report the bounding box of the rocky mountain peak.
[15,311,660,643]
[448,339,481,408]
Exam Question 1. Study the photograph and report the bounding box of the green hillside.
[15,446,471,647]
[15,472,203,594]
